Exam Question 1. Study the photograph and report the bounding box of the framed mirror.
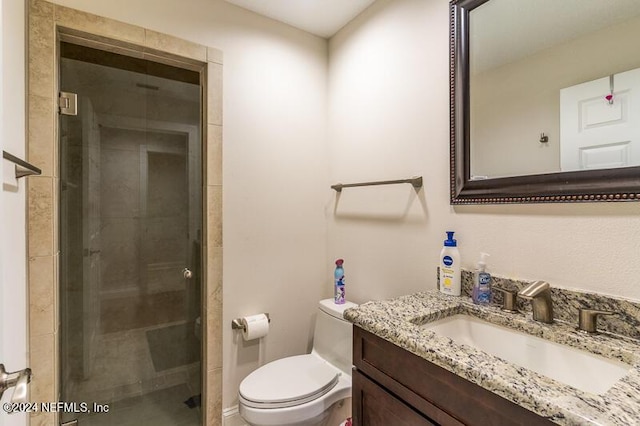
[450,0,640,204]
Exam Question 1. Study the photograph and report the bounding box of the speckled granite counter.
[344,291,640,425]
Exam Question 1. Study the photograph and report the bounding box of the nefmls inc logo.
[443,256,453,266]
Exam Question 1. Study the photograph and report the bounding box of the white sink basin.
[422,314,631,395]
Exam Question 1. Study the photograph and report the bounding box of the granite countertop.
[344,291,640,426]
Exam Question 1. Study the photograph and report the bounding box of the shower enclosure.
[59,42,203,425]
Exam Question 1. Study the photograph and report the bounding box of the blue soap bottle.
[334,259,345,304]
[472,253,491,305]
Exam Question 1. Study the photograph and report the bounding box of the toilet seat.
[239,354,340,409]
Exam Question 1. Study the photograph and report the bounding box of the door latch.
[183,268,193,279]
[0,364,32,403]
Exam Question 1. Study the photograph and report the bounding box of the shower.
[58,42,203,426]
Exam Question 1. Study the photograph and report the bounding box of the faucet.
[518,281,554,323]
[578,308,615,333]
[493,287,519,313]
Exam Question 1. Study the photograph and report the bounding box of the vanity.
[345,288,640,425]
[352,325,552,425]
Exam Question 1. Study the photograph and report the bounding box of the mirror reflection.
[469,0,640,179]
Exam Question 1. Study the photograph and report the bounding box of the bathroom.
[1,0,640,425]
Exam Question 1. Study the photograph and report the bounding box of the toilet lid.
[239,354,340,408]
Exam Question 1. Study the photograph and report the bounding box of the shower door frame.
[26,2,223,425]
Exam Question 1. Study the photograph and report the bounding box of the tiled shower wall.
[26,0,223,424]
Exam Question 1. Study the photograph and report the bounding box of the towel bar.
[2,151,42,179]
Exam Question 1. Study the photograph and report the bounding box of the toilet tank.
[312,299,358,376]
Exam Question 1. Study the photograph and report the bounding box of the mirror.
[451,0,640,204]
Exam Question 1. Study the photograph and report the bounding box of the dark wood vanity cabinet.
[353,369,437,425]
[352,326,554,426]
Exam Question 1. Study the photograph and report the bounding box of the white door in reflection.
[560,67,640,171]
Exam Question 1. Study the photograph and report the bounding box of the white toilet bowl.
[239,353,351,426]
[238,299,357,426]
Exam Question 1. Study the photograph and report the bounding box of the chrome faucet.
[518,281,554,323]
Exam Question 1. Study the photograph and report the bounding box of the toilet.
[238,299,357,426]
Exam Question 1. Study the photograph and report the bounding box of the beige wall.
[471,13,640,178]
[329,0,640,304]
[48,0,329,412]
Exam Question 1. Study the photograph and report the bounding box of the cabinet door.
[353,370,436,426]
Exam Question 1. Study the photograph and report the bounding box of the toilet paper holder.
[232,313,271,331]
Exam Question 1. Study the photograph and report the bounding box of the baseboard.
[223,405,247,426]
[222,401,351,426]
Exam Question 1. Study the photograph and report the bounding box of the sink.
[422,314,631,395]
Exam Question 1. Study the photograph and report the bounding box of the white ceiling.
[223,0,377,38]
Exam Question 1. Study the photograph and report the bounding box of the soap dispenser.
[472,253,491,305]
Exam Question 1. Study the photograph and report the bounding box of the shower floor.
[75,384,201,426]
[64,319,201,425]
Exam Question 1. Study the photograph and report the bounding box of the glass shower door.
[59,42,202,426]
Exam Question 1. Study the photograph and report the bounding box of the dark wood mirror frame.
[450,0,640,204]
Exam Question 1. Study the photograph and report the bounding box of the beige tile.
[145,217,188,264]
[207,62,223,126]
[30,411,56,426]
[54,4,145,45]
[100,145,141,218]
[207,247,223,301]
[53,93,59,179]
[207,124,223,186]
[53,329,59,409]
[206,368,222,426]
[28,177,54,257]
[30,0,54,18]
[28,15,55,100]
[52,179,59,255]
[207,47,223,65]
[28,94,55,177]
[27,2,56,417]
[144,29,207,62]
[100,218,140,292]
[206,247,222,371]
[29,333,55,403]
[29,256,55,337]
[54,253,60,334]
[206,314,222,372]
[207,186,222,248]
[186,363,202,395]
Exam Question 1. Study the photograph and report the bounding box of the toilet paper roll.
[241,313,270,341]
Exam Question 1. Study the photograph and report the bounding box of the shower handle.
[183,268,193,280]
